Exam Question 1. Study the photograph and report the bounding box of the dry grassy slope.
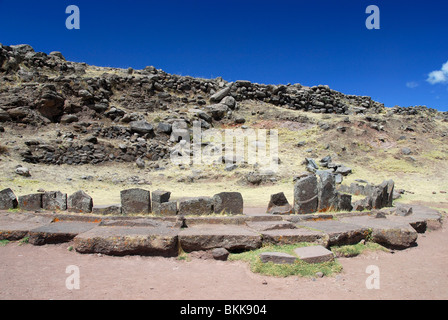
[1,96,447,209]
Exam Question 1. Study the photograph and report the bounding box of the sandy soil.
[0,219,447,300]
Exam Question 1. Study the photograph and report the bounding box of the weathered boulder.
[316,170,337,212]
[178,197,214,216]
[129,120,155,137]
[335,192,353,212]
[352,196,372,211]
[67,190,93,213]
[220,96,236,110]
[0,188,18,210]
[15,166,31,177]
[212,248,230,261]
[42,191,67,211]
[212,192,243,215]
[37,85,65,122]
[294,174,318,214]
[18,193,43,211]
[210,86,231,103]
[208,104,229,121]
[0,108,11,122]
[370,180,394,209]
[266,192,294,215]
[120,188,151,215]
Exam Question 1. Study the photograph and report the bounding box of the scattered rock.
[212,247,230,261]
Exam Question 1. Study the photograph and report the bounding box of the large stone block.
[18,193,43,211]
[67,190,93,213]
[152,201,178,216]
[178,225,262,252]
[178,197,213,216]
[42,191,67,211]
[120,188,151,215]
[29,221,99,246]
[294,174,318,214]
[74,226,179,257]
[212,192,243,215]
[0,188,18,210]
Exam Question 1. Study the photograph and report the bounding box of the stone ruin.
[0,187,245,216]
[0,171,394,216]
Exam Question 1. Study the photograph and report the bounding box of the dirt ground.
[0,218,447,300]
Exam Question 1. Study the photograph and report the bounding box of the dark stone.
[212,248,230,261]
[18,193,43,211]
[67,190,93,213]
[178,197,214,216]
[152,201,178,216]
[152,190,171,204]
[42,191,67,211]
[212,192,244,215]
[294,174,318,214]
[120,188,151,215]
[316,171,337,212]
[0,188,18,210]
[266,192,294,215]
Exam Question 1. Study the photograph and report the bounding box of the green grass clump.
[331,242,389,258]
[229,243,342,278]
[0,240,10,247]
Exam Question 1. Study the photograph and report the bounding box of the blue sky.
[1,0,447,111]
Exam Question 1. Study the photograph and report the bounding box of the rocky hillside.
[1,43,448,207]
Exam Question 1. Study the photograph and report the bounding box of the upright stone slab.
[266,192,294,215]
[294,174,318,214]
[335,192,353,212]
[316,170,337,212]
[121,188,151,215]
[18,193,43,211]
[212,192,243,215]
[42,191,67,211]
[67,190,93,213]
[0,188,18,210]
[178,197,214,216]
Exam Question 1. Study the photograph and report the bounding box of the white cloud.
[406,81,419,88]
[427,60,448,84]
